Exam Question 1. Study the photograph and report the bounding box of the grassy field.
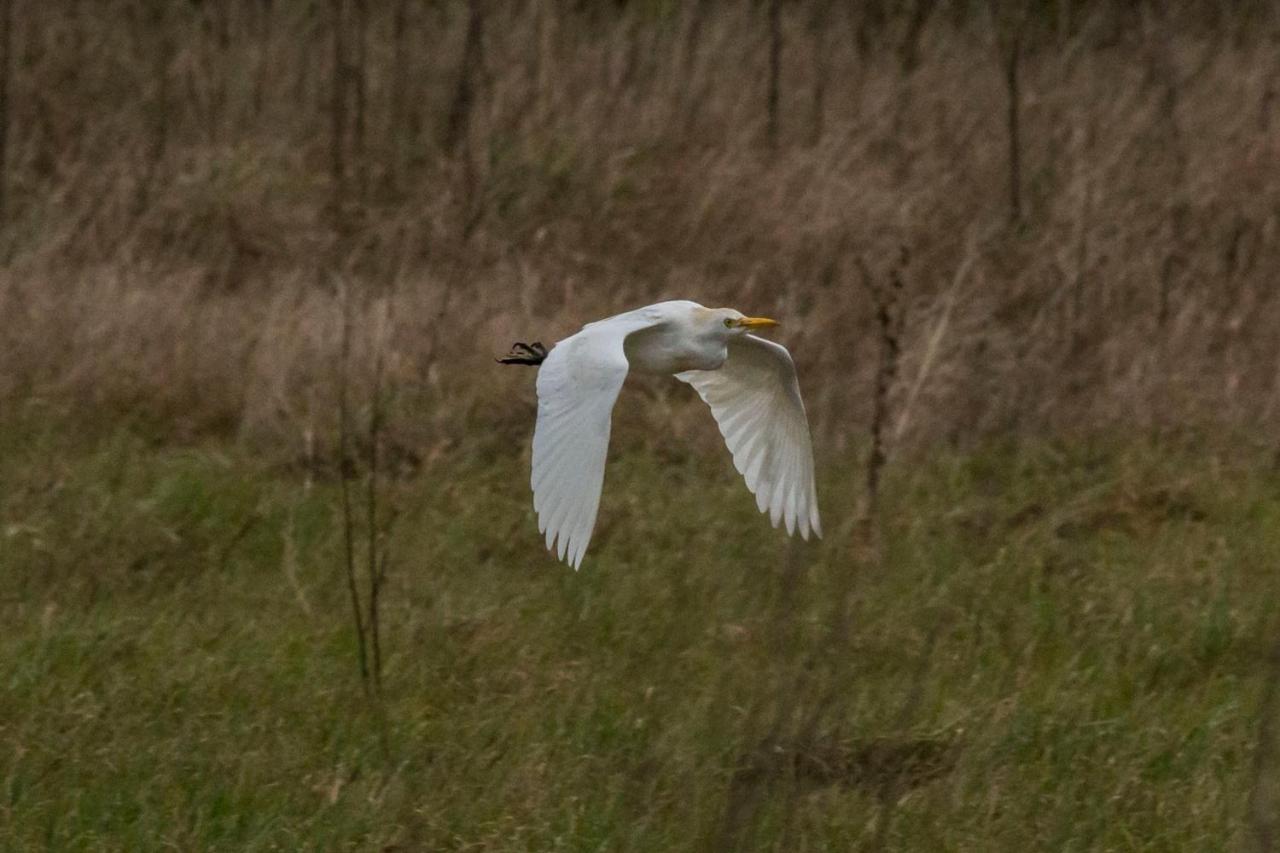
[2,405,1277,851]
[2,2,1280,850]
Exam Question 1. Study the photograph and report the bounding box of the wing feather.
[677,335,821,540]
[531,312,661,569]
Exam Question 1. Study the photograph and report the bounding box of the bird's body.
[511,300,821,569]
[615,301,732,374]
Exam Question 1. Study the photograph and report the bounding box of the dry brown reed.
[1,1,1279,458]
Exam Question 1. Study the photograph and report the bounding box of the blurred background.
[3,1,1280,850]
[1,0,1278,448]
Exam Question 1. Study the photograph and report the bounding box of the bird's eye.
[724,318,735,328]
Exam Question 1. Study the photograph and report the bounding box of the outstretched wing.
[677,335,821,539]
[532,313,662,569]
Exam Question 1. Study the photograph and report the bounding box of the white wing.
[677,335,821,539]
[532,312,663,569]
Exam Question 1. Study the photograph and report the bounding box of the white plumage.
[526,300,821,569]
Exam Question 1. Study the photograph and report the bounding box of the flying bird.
[500,300,821,569]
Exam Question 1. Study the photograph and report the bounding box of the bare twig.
[365,293,389,696]
[857,248,908,519]
[337,277,370,696]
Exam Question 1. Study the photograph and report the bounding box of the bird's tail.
[497,341,548,366]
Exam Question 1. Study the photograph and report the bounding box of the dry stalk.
[334,274,396,711]
[858,248,908,521]
[365,286,395,698]
[365,299,386,696]
[336,276,371,697]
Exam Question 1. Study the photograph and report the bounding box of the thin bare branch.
[337,277,370,696]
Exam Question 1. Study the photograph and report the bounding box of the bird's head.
[713,308,780,336]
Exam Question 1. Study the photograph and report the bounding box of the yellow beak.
[736,316,780,329]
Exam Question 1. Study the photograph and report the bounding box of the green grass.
[1,411,1277,851]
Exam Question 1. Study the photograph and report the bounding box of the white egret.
[500,300,821,569]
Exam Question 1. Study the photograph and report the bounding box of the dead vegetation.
[0,1,1278,457]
